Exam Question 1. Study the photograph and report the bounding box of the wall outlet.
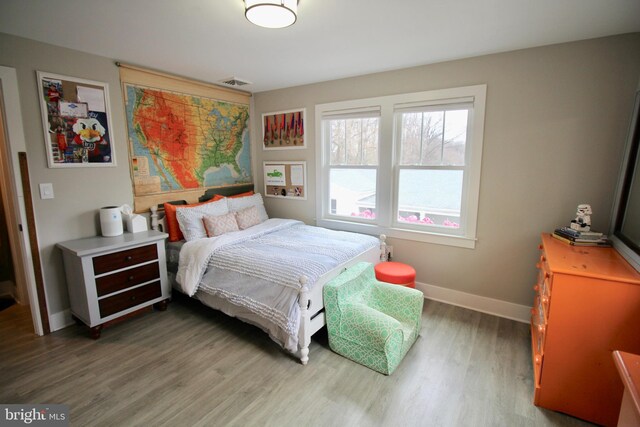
[385,245,394,261]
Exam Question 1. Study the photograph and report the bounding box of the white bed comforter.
[176,218,378,351]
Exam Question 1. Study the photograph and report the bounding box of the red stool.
[374,262,416,288]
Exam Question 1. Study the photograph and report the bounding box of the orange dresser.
[532,234,640,426]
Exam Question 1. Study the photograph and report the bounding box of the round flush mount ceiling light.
[244,0,298,29]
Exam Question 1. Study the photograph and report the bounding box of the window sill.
[316,218,477,249]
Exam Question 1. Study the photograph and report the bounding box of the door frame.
[0,65,44,335]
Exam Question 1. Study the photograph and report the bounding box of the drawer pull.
[533,284,539,292]
[538,244,543,250]
[98,281,161,318]
[126,256,133,261]
[535,355,542,365]
[128,275,134,281]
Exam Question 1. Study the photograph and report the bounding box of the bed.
[152,188,385,365]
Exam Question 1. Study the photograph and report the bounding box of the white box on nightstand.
[123,213,148,233]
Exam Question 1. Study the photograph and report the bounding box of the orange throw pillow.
[163,194,224,242]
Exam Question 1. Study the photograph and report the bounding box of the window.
[316,85,486,248]
[395,105,470,233]
[324,110,380,221]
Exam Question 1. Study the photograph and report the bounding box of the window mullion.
[376,102,394,228]
[419,112,424,165]
[360,119,364,165]
[441,111,446,164]
[343,120,347,164]
[398,165,465,171]
[329,165,377,170]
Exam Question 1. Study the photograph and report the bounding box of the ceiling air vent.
[219,77,252,87]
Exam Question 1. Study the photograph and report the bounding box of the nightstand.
[57,230,170,338]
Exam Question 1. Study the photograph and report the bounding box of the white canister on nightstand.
[100,206,123,237]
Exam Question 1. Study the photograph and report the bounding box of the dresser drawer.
[98,281,162,318]
[535,269,551,299]
[531,296,547,356]
[95,262,160,297]
[93,244,158,275]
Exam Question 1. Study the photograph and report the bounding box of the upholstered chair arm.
[370,282,424,325]
[338,303,403,349]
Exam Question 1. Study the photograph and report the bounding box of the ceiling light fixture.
[244,0,298,29]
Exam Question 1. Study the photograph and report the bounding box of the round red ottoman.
[375,262,416,288]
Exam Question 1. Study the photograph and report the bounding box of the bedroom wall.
[0,32,133,324]
[0,32,263,330]
[0,32,261,330]
[254,33,640,308]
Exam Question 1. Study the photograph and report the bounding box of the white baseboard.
[415,281,531,323]
[49,309,74,332]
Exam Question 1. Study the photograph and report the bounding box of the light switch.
[39,183,54,200]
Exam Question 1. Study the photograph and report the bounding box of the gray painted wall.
[1,31,639,325]
[1,33,133,317]
[255,33,640,306]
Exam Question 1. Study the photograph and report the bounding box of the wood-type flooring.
[0,295,593,426]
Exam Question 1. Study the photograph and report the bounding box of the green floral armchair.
[324,262,423,375]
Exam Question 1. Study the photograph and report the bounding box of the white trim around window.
[315,85,487,249]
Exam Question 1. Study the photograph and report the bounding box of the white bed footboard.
[296,234,386,365]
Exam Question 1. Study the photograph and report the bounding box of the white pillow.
[227,193,268,222]
[176,198,229,241]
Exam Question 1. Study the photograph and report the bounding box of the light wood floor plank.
[0,295,594,426]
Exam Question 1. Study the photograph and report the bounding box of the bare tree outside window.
[326,117,380,219]
[400,110,468,166]
[397,108,470,228]
[330,118,378,166]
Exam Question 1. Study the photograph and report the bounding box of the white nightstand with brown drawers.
[57,230,170,338]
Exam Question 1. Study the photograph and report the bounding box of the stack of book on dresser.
[552,227,612,247]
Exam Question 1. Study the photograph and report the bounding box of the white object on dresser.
[99,206,123,236]
[123,213,148,233]
[57,230,170,338]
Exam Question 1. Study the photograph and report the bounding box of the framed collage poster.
[262,108,305,150]
[263,161,307,200]
[37,71,116,168]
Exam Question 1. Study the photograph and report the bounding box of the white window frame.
[315,85,486,249]
[320,107,381,226]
